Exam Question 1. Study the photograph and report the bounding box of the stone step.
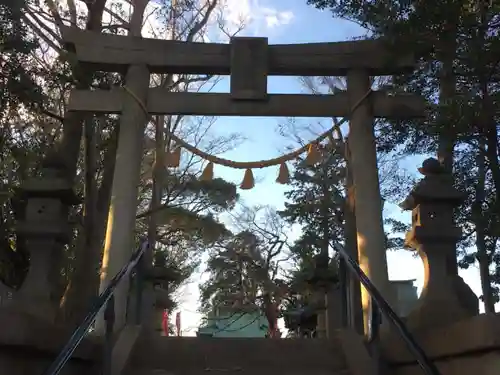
[127,337,348,373]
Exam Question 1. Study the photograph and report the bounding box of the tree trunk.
[436,17,457,175]
[436,26,459,277]
[54,0,107,314]
[474,141,495,313]
[315,172,330,338]
[141,0,176,328]
[141,115,166,330]
[60,124,119,325]
[480,76,500,258]
[58,0,107,177]
[473,3,497,313]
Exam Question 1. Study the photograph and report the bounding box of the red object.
[175,312,181,336]
[162,309,169,336]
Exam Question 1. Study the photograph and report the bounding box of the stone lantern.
[149,266,177,304]
[307,253,339,290]
[141,262,179,333]
[13,154,79,321]
[399,158,479,331]
[306,253,340,338]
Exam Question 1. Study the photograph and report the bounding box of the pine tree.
[279,144,345,333]
[280,146,345,260]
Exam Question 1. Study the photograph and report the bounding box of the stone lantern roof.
[15,152,80,205]
[399,158,464,211]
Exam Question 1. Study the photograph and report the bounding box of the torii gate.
[61,27,425,333]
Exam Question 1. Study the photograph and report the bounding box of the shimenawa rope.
[123,85,372,189]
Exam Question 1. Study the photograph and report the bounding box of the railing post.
[338,256,349,329]
[133,257,145,325]
[103,295,115,375]
[335,241,441,375]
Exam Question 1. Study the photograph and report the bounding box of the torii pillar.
[347,70,394,334]
[96,64,150,333]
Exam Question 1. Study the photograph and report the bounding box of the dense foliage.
[0,0,43,116]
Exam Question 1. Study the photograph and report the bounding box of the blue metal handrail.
[42,239,149,375]
[333,242,441,375]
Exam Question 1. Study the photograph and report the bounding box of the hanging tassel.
[240,168,254,190]
[305,143,321,165]
[276,162,290,184]
[166,147,181,167]
[200,162,214,181]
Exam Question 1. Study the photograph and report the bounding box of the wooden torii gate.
[62,27,425,333]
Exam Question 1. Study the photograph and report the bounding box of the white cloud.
[100,0,293,41]
[261,7,294,29]
[218,0,294,36]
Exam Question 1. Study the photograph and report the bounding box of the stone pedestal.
[15,239,60,318]
[399,158,478,331]
[382,314,500,375]
[0,309,101,375]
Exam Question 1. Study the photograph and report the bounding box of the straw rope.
[123,86,373,169]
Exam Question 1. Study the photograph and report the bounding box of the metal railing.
[333,242,441,375]
[42,239,148,375]
[42,236,439,375]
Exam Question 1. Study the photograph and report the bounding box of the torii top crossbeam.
[62,27,424,119]
[62,26,415,76]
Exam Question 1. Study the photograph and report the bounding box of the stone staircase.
[119,329,376,375]
[0,311,375,375]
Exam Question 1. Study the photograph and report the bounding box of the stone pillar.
[309,254,340,338]
[344,141,364,334]
[325,285,344,338]
[400,158,479,331]
[316,301,327,338]
[314,259,328,339]
[96,64,150,334]
[347,70,393,334]
[11,155,78,321]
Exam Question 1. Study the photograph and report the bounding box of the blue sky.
[175,0,488,335]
